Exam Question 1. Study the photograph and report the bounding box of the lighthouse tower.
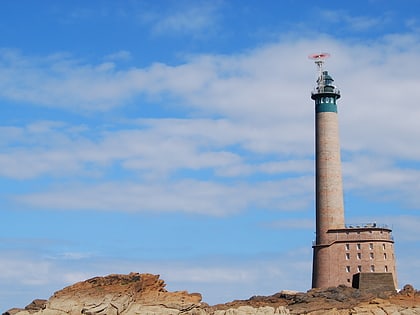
[311,53,345,245]
[309,53,398,290]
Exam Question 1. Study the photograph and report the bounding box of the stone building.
[309,53,397,290]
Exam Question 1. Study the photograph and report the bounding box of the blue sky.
[1,0,420,311]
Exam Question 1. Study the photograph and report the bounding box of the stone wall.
[352,272,396,292]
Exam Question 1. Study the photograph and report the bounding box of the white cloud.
[0,253,56,287]
[15,176,313,215]
[262,218,314,230]
[343,156,420,208]
[2,33,420,213]
[0,50,148,110]
[319,9,389,32]
[0,118,312,181]
[1,34,419,127]
[384,215,420,242]
[104,50,132,62]
[139,1,222,36]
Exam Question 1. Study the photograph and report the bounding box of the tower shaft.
[312,71,345,245]
[311,69,345,288]
[315,110,345,244]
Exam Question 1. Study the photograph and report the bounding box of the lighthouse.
[309,53,398,290]
[311,53,345,245]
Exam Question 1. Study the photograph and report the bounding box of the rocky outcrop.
[4,273,420,315]
[4,273,203,315]
[210,285,420,314]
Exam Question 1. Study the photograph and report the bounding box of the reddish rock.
[3,274,420,315]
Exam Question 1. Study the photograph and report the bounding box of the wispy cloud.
[0,118,312,180]
[139,1,223,36]
[384,216,420,242]
[103,50,132,62]
[15,177,312,215]
[262,218,314,230]
[343,156,420,209]
[319,9,389,32]
[2,34,420,214]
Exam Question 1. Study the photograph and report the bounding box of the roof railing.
[311,86,340,95]
[345,223,390,229]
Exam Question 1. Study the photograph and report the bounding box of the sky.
[1,0,420,311]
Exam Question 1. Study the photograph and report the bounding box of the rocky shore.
[4,272,420,315]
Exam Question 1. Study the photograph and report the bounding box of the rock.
[2,309,25,315]
[2,299,47,315]
[213,306,290,315]
[5,273,202,315]
[402,285,416,296]
[3,274,420,315]
[24,300,47,312]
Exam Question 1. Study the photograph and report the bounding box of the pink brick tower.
[309,53,397,290]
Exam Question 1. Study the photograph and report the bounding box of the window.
[357,266,362,272]
[357,243,361,250]
[369,243,374,250]
[370,265,375,272]
[385,266,388,272]
[384,253,387,260]
[370,252,374,259]
[382,243,386,250]
[345,253,350,260]
[357,253,361,260]
[346,266,351,273]
[345,244,350,250]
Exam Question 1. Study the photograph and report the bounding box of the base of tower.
[352,273,396,292]
[312,226,397,289]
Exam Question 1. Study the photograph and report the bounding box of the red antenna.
[308,52,330,74]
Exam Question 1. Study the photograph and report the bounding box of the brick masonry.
[313,227,397,289]
[315,111,345,244]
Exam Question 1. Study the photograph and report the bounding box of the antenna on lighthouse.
[308,52,330,75]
